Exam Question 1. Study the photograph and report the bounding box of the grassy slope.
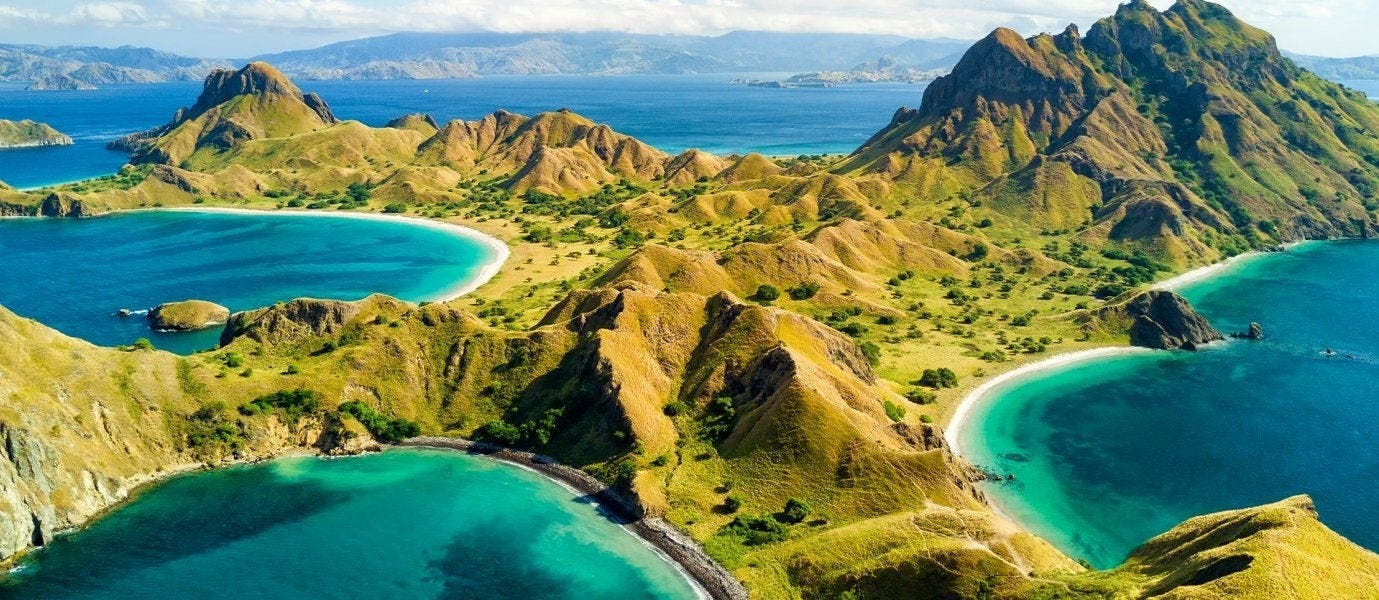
[3,3,1379,595]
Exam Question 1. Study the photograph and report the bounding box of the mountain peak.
[128,61,339,165]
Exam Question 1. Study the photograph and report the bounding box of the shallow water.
[964,240,1379,568]
[0,210,496,353]
[0,449,700,600]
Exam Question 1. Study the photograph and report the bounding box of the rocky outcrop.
[1092,290,1224,350]
[37,192,88,217]
[0,119,73,149]
[221,298,364,346]
[147,300,230,331]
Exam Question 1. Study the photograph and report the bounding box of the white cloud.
[0,0,1375,57]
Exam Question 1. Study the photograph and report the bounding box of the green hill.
[2,2,1379,598]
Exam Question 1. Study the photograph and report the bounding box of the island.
[147,299,231,331]
[1,1,1379,598]
[26,74,99,91]
[0,119,74,149]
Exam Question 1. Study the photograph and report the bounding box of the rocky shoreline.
[399,437,747,600]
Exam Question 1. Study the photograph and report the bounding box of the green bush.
[883,400,907,422]
[223,351,244,368]
[859,341,881,366]
[725,514,788,545]
[723,495,744,513]
[905,388,937,405]
[382,202,407,214]
[787,282,820,300]
[779,498,812,524]
[132,338,154,351]
[239,389,322,424]
[754,284,781,302]
[338,400,422,443]
[918,368,958,389]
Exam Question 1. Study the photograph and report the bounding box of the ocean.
[963,240,1379,568]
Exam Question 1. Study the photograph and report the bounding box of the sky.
[0,0,1374,59]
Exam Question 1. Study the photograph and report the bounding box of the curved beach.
[399,438,746,600]
[944,347,1152,456]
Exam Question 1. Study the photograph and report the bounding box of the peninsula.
[0,119,73,149]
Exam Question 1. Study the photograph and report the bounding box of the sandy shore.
[399,438,746,600]
[149,206,511,302]
[945,347,1154,456]
[1152,241,1307,292]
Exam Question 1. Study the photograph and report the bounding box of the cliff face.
[1084,289,1223,350]
[0,306,354,558]
[841,0,1379,265]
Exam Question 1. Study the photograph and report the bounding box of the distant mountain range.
[248,31,973,79]
[2,32,1377,90]
[1286,51,1379,80]
[0,43,227,86]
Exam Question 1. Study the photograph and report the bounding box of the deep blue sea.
[0,449,700,600]
[964,241,1379,568]
[0,75,925,189]
[0,210,496,353]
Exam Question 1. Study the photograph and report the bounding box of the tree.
[754,284,781,302]
[131,338,154,351]
[382,202,407,214]
[918,368,958,389]
[787,282,820,300]
[779,498,812,524]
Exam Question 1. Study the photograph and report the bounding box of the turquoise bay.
[0,210,499,354]
[963,241,1379,568]
[0,449,700,599]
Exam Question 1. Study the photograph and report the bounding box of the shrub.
[132,338,154,351]
[338,400,422,443]
[778,498,812,524]
[918,368,958,389]
[239,388,322,424]
[787,282,820,300]
[723,495,744,513]
[883,400,907,422]
[701,396,737,440]
[223,352,244,368]
[382,202,407,214]
[859,341,881,366]
[754,284,781,302]
[905,388,937,404]
[919,414,934,424]
[663,400,689,417]
[476,420,523,445]
[725,514,788,545]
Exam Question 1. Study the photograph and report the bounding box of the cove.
[0,449,701,599]
[961,240,1379,568]
[0,210,504,354]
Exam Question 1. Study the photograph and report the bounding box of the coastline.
[944,346,1152,456]
[398,437,746,600]
[147,206,511,302]
[1152,241,1307,292]
[949,241,1311,453]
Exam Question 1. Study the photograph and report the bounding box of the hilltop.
[841,0,1379,267]
[2,2,1379,598]
[0,120,73,149]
